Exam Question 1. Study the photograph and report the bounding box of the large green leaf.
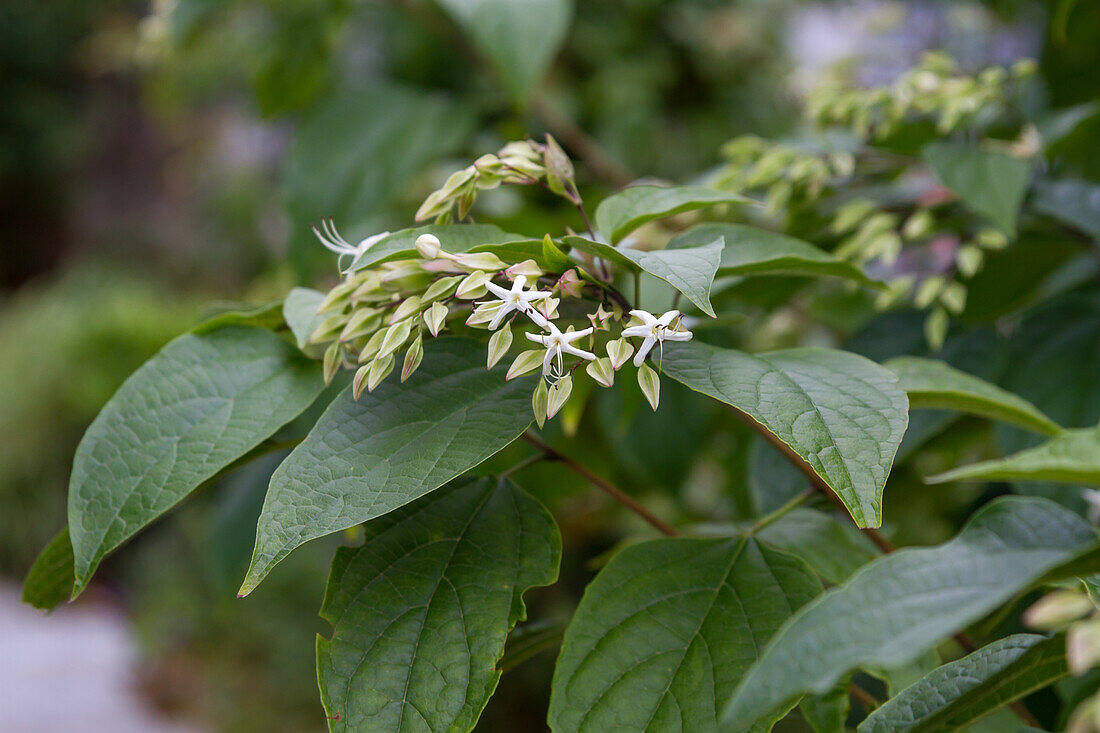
[755,509,881,584]
[670,224,876,285]
[68,326,325,596]
[661,342,909,528]
[594,185,753,244]
[721,497,1100,730]
[349,224,524,272]
[922,143,1031,236]
[283,287,326,349]
[565,235,723,316]
[886,356,1060,436]
[928,426,1100,486]
[22,527,75,611]
[859,634,1067,733]
[1031,178,1100,240]
[435,0,571,105]
[240,338,535,595]
[285,87,474,263]
[317,477,560,732]
[548,536,821,733]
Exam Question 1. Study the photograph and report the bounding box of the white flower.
[312,217,390,272]
[484,275,552,330]
[621,309,693,367]
[526,323,595,380]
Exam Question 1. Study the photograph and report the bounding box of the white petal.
[621,325,651,339]
[633,335,657,367]
[485,281,511,300]
[629,309,657,325]
[562,344,596,361]
[662,330,693,342]
[657,310,681,327]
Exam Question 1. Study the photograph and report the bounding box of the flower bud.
[586,358,615,388]
[506,259,543,280]
[415,234,442,259]
[422,275,463,302]
[323,342,343,385]
[424,301,448,337]
[352,364,371,400]
[546,376,573,420]
[401,334,423,382]
[556,269,584,298]
[453,252,508,272]
[1024,590,1096,631]
[487,323,513,369]
[1068,618,1100,675]
[390,296,424,325]
[377,319,412,359]
[637,362,660,411]
[455,271,490,299]
[532,379,549,429]
[507,350,543,380]
[358,327,387,363]
[368,353,395,392]
[606,338,635,370]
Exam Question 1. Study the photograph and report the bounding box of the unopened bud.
[532,379,549,429]
[415,234,441,259]
[637,362,660,411]
[424,301,448,337]
[557,269,584,298]
[507,350,543,380]
[401,335,423,382]
[586,358,615,388]
[368,353,395,392]
[547,376,573,420]
[606,338,635,370]
[1024,590,1096,631]
[506,259,544,280]
[455,271,490,299]
[1068,618,1100,675]
[453,252,508,272]
[487,323,513,369]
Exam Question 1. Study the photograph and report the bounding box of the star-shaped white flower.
[312,217,390,272]
[621,309,693,367]
[526,323,595,378]
[484,275,552,330]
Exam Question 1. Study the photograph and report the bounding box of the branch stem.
[521,432,678,536]
[746,488,816,535]
[531,97,635,188]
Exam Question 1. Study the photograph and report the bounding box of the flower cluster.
[307,224,693,424]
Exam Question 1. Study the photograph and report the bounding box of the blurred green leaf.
[565,235,723,316]
[670,223,876,285]
[661,342,909,528]
[594,185,753,244]
[283,287,326,349]
[722,497,1100,730]
[756,508,881,584]
[317,477,559,732]
[928,426,1100,485]
[549,537,821,732]
[21,526,74,611]
[67,326,325,596]
[241,338,535,595]
[285,87,476,270]
[859,634,1066,733]
[1031,178,1100,240]
[435,0,572,105]
[923,143,1031,236]
[886,356,1060,436]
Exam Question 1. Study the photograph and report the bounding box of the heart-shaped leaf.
[318,477,560,732]
[240,337,535,595]
[68,326,325,596]
[594,185,753,244]
[886,356,1060,436]
[565,235,723,316]
[928,426,1100,486]
[661,342,909,528]
[548,537,821,732]
[923,143,1031,236]
[670,223,876,285]
[859,634,1067,733]
[721,496,1100,730]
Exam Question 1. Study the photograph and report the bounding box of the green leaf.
[285,86,475,263]
[800,680,850,733]
[317,477,560,732]
[721,496,1100,730]
[594,185,753,244]
[193,300,285,334]
[548,536,821,732]
[859,634,1067,733]
[886,356,1060,436]
[669,223,876,285]
[756,508,881,584]
[22,527,75,611]
[923,143,1031,236]
[435,0,571,105]
[241,338,535,594]
[1031,178,1100,240]
[565,235,723,316]
[469,238,576,273]
[661,342,909,528]
[349,224,524,272]
[928,426,1100,485]
[283,287,327,349]
[68,327,325,596]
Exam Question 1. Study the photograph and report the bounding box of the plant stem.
[521,432,678,536]
[849,682,880,710]
[501,452,548,477]
[746,488,816,535]
[576,202,597,240]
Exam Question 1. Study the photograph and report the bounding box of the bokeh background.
[2,1,1098,731]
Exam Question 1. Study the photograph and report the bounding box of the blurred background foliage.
[1,0,1098,730]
